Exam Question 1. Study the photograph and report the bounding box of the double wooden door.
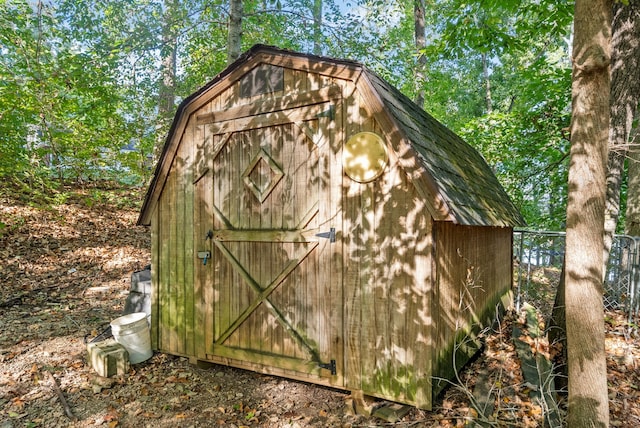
[196,95,343,384]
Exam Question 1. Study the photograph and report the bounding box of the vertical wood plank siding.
[156,116,198,356]
[432,222,512,394]
[184,120,195,358]
[342,102,434,408]
[150,207,160,350]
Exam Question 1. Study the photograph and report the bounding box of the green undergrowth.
[1,177,144,208]
[0,177,145,238]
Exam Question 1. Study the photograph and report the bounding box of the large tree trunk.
[564,0,611,426]
[158,0,177,118]
[227,0,243,64]
[413,0,426,108]
[604,0,640,267]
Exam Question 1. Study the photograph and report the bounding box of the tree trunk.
[158,0,177,118]
[228,0,243,64]
[312,0,323,55]
[482,52,492,114]
[604,0,640,267]
[413,0,426,108]
[564,0,611,426]
[619,0,640,237]
[547,260,568,394]
[627,133,640,235]
[155,0,179,161]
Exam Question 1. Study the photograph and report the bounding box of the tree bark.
[564,0,611,426]
[413,0,426,108]
[619,1,640,237]
[312,0,323,55]
[627,131,640,235]
[158,0,177,118]
[227,0,243,64]
[482,52,492,114]
[155,0,179,161]
[604,0,640,266]
[547,260,568,394]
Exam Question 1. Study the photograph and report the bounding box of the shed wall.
[432,223,513,393]
[339,94,434,408]
[342,162,434,408]
[153,115,197,357]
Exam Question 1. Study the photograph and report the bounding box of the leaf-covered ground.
[1,183,639,427]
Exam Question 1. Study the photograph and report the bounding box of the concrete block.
[87,339,130,377]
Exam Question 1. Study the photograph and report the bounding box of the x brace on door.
[211,238,335,374]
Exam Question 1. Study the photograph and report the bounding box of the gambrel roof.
[138,44,524,227]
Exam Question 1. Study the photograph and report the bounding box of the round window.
[343,132,389,183]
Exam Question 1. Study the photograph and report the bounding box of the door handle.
[198,251,211,265]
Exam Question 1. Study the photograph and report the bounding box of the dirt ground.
[1,183,639,427]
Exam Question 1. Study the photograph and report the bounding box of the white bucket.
[110,312,153,364]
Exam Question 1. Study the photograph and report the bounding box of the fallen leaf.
[11,397,26,409]
[104,408,119,422]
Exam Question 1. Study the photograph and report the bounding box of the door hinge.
[318,359,336,375]
[316,105,335,121]
[315,227,336,243]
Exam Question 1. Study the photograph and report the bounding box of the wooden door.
[198,97,343,384]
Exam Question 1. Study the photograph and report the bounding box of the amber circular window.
[343,132,389,183]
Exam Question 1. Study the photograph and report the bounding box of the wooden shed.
[137,45,525,410]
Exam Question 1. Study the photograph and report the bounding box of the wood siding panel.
[157,192,168,351]
[343,86,364,392]
[150,208,160,350]
[154,116,199,357]
[164,170,178,351]
[432,222,512,394]
[327,84,345,388]
[342,105,434,408]
[196,85,340,125]
[181,119,196,357]
[174,126,186,356]
[194,123,212,359]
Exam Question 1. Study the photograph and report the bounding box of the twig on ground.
[45,370,77,421]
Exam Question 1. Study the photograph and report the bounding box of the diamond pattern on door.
[242,148,284,202]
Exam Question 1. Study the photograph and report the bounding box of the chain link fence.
[513,230,640,323]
